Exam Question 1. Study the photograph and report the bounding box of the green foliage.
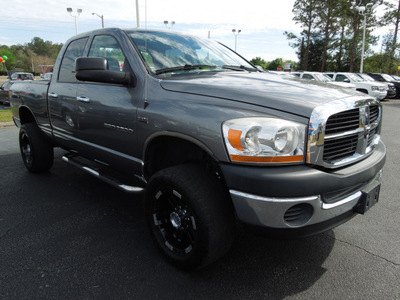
[0,37,63,73]
[267,58,284,71]
[285,0,391,72]
[250,57,267,69]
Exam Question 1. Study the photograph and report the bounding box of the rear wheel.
[19,123,54,172]
[145,164,235,270]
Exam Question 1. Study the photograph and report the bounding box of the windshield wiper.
[222,65,257,72]
[155,64,218,75]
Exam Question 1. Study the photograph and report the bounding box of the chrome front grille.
[325,108,359,134]
[308,97,382,169]
[323,134,358,161]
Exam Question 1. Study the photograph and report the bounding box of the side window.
[303,74,314,80]
[58,37,88,83]
[336,74,347,82]
[88,35,126,71]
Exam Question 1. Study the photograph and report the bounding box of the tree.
[380,0,400,73]
[0,46,16,72]
[291,0,320,70]
[347,0,382,72]
[316,0,344,71]
[363,53,388,72]
[250,57,267,69]
[267,58,284,71]
[285,0,383,73]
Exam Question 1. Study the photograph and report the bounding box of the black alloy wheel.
[146,164,235,270]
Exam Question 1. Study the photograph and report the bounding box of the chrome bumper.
[230,169,383,229]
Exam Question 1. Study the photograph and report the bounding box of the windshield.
[126,30,256,75]
[382,74,394,81]
[348,73,363,82]
[313,73,332,82]
[358,74,375,82]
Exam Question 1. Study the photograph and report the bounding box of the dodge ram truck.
[10,28,386,270]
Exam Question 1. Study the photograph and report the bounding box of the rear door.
[49,37,88,148]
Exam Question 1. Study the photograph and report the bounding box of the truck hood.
[160,72,361,118]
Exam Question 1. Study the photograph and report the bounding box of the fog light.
[284,204,313,227]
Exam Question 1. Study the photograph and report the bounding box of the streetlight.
[67,8,82,35]
[92,12,104,28]
[163,20,175,29]
[351,1,378,73]
[232,29,241,52]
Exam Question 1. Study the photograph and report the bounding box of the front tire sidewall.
[145,164,235,270]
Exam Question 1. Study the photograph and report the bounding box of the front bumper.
[370,90,387,100]
[220,140,386,236]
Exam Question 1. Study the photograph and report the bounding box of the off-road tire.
[19,123,54,173]
[145,164,235,270]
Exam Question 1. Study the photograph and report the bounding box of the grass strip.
[0,109,13,122]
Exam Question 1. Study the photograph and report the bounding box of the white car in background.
[356,73,396,100]
[325,72,387,100]
[292,71,356,89]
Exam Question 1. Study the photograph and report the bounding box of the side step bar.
[62,153,144,193]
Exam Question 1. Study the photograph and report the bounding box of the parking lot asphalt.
[0,101,399,299]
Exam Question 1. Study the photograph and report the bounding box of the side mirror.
[75,57,136,87]
[343,78,350,83]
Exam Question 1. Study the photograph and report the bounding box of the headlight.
[222,117,306,164]
[371,86,379,91]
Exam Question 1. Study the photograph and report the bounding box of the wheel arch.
[356,88,369,94]
[18,105,37,125]
[143,132,223,180]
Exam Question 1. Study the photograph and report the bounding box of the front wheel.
[19,123,54,173]
[145,164,235,270]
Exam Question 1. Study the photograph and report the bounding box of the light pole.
[351,1,378,73]
[92,12,104,28]
[67,8,82,34]
[164,21,175,29]
[232,29,241,52]
[135,0,140,28]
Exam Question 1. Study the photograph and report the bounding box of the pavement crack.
[323,233,400,267]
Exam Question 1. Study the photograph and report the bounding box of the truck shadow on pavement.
[0,151,335,299]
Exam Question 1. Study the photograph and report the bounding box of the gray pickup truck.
[10,28,386,270]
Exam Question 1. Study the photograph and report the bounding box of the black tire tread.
[146,164,235,270]
[19,123,54,173]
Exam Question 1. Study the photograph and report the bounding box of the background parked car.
[325,72,387,100]
[40,72,53,81]
[356,73,396,100]
[10,72,35,81]
[390,75,400,81]
[0,80,15,105]
[293,71,356,89]
[367,73,400,98]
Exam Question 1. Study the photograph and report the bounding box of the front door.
[75,34,140,175]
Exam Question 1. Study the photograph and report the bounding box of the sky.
[0,0,394,63]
